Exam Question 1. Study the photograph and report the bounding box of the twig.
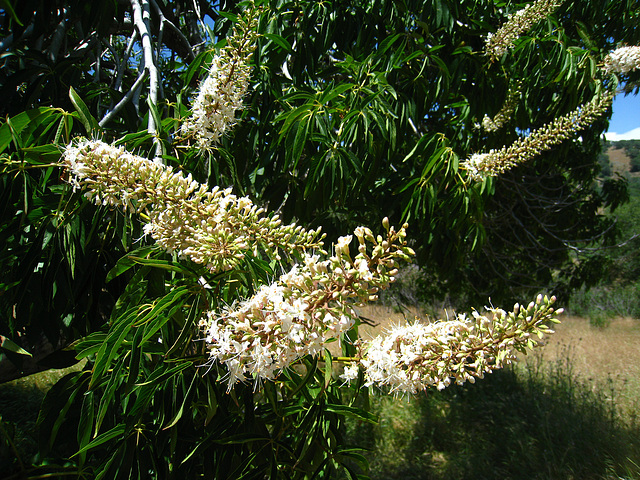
[191,0,208,34]
[99,71,149,127]
[150,0,195,62]
[114,30,138,93]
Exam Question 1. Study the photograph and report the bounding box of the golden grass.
[533,315,640,418]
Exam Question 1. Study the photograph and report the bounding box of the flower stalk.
[485,0,564,62]
[180,3,261,150]
[462,90,613,181]
[343,294,562,394]
[63,139,324,272]
[480,80,523,133]
[199,220,415,391]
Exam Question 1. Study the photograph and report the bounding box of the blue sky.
[605,92,640,141]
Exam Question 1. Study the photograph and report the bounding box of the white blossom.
[357,295,562,394]
[603,46,640,74]
[62,139,325,272]
[180,5,260,150]
[199,220,415,391]
[462,91,613,181]
[485,0,564,61]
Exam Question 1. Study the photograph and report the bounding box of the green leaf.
[263,33,292,52]
[89,309,137,390]
[94,358,126,434]
[319,83,354,104]
[1,0,23,25]
[77,390,96,466]
[69,86,99,134]
[182,49,214,90]
[286,356,319,398]
[162,374,197,430]
[324,404,378,423]
[124,255,198,276]
[73,424,127,457]
[134,360,193,387]
[212,432,270,445]
[138,286,192,343]
[22,144,63,164]
[36,371,90,454]
[105,246,159,283]
[324,349,333,389]
[165,298,201,356]
[0,335,32,356]
[0,107,56,153]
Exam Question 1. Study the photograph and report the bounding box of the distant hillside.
[603,140,640,177]
[606,146,633,175]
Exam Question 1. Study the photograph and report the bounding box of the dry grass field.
[536,315,640,418]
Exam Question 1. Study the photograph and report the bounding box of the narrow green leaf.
[0,108,53,153]
[287,356,318,398]
[165,299,200,356]
[324,404,378,423]
[73,424,126,457]
[212,432,270,445]
[139,286,191,343]
[105,246,158,283]
[1,0,23,25]
[319,83,354,104]
[77,390,95,466]
[263,33,292,52]
[94,360,125,434]
[324,349,333,388]
[22,144,63,164]
[182,48,214,89]
[125,326,145,390]
[0,335,32,356]
[5,115,23,153]
[134,360,193,387]
[162,374,197,430]
[204,381,218,426]
[69,86,99,134]
[89,309,136,390]
[124,255,198,276]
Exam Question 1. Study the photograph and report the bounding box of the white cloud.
[604,127,640,141]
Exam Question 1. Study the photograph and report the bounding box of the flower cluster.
[349,295,561,394]
[63,139,324,272]
[603,46,640,74]
[485,0,564,61]
[462,91,613,181]
[480,81,522,133]
[199,219,415,391]
[180,4,261,150]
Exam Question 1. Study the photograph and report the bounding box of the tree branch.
[114,30,138,93]
[99,70,149,127]
[150,0,195,63]
[131,0,162,159]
